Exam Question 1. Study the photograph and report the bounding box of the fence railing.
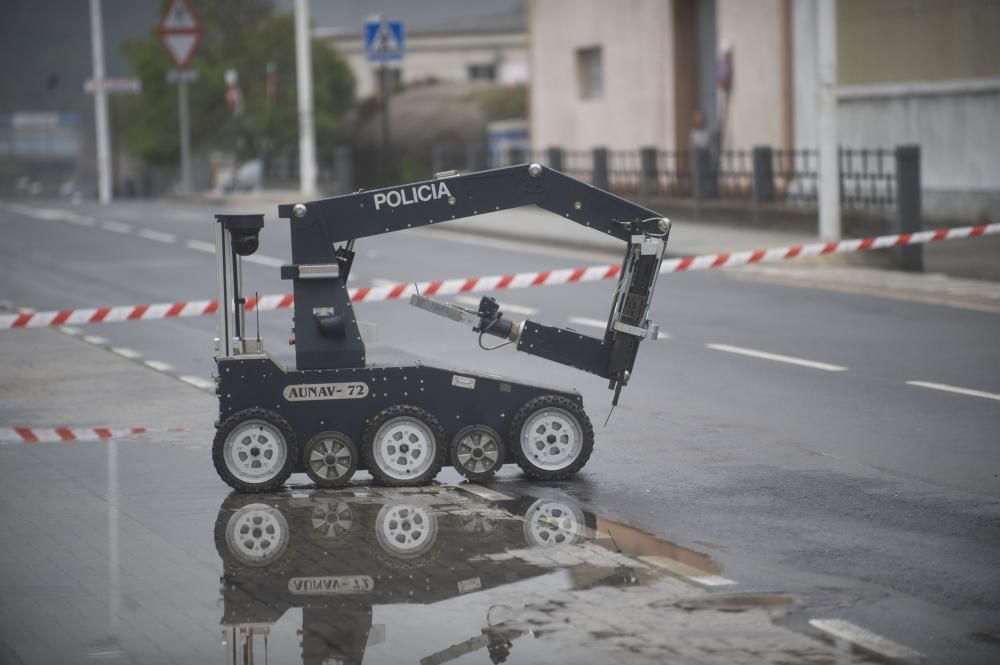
[425,143,904,212]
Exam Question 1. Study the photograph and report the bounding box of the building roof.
[313,3,523,40]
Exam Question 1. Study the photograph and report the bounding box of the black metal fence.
[426,143,903,212]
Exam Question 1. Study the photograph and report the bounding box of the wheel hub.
[226,504,290,566]
[455,429,500,473]
[373,417,435,480]
[224,420,287,482]
[521,408,583,471]
[375,503,437,557]
[308,436,353,481]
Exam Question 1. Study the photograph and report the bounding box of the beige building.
[318,11,528,99]
[528,0,1000,220]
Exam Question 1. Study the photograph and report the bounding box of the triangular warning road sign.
[162,33,199,69]
[160,0,199,31]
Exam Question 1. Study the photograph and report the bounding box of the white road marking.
[706,343,847,372]
[179,375,215,390]
[82,335,108,346]
[570,316,609,329]
[809,619,924,661]
[638,556,737,586]
[137,229,176,243]
[65,215,96,227]
[185,239,217,253]
[371,278,399,287]
[110,347,142,359]
[100,220,133,234]
[455,484,514,502]
[243,253,285,268]
[143,360,174,372]
[455,295,538,316]
[569,316,670,339]
[906,381,1000,403]
[58,326,82,336]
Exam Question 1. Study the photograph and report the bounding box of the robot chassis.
[212,163,670,492]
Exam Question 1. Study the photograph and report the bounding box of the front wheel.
[509,396,594,480]
[213,408,297,492]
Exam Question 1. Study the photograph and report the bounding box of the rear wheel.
[213,408,296,492]
[363,405,446,486]
[510,396,594,480]
[303,431,358,488]
[450,425,505,481]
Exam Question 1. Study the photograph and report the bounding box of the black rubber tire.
[509,395,594,480]
[362,405,447,486]
[450,424,506,481]
[213,408,297,493]
[302,431,358,488]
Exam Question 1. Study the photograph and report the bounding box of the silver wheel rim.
[523,499,586,547]
[519,407,583,471]
[455,428,500,474]
[226,504,289,566]
[310,499,353,539]
[223,419,288,483]
[372,416,436,480]
[375,502,437,558]
[307,435,354,481]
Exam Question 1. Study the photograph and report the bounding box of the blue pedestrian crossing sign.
[364,20,405,63]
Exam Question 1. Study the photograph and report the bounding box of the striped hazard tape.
[2,222,997,330]
[0,426,149,444]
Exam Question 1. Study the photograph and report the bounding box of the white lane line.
[906,381,1000,403]
[185,239,217,253]
[179,375,215,390]
[371,278,399,287]
[243,253,285,268]
[100,220,133,234]
[809,619,924,661]
[58,326,82,336]
[455,484,515,502]
[65,215,96,227]
[455,295,539,316]
[110,347,142,359]
[569,316,609,329]
[706,343,847,372]
[82,335,108,345]
[569,316,670,339]
[638,556,738,586]
[143,360,174,372]
[137,229,177,243]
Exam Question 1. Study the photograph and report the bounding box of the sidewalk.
[0,327,214,439]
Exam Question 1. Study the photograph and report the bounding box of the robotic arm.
[277,163,670,405]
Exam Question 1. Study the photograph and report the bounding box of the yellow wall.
[838,0,1000,85]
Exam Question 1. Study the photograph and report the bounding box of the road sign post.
[158,0,201,195]
[88,0,112,204]
[364,18,405,184]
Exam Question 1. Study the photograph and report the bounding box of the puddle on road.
[214,485,886,665]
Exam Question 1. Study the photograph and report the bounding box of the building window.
[576,46,603,99]
[467,63,497,81]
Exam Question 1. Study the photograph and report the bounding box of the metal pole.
[294,0,317,196]
[379,64,392,183]
[895,145,923,271]
[177,81,192,193]
[817,0,840,240]
[89,0,112,204]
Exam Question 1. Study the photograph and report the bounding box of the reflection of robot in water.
[215,487,600,665]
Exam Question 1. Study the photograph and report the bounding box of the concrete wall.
[528,0,675,151]
[715,0,790,150]
[330,31,528,98]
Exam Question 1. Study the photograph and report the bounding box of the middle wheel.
[363,405,446,486]
[303,431,358,488]
[450,425,505,481]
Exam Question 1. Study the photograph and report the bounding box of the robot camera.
[216,213,265,257]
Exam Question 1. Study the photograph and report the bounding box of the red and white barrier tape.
[2,222,997,330]
[0,426,148,444]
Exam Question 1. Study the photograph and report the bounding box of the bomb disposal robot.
[212,163,670,491]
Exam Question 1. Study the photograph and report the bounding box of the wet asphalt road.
[1,198,999,664]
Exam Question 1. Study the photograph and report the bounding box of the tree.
[118,0,354,166]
